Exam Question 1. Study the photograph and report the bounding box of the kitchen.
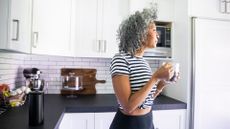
[0,0,230,129]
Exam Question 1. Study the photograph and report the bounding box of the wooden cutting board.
[60,68,106,95]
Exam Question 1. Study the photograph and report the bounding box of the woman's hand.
[152,62,174,81]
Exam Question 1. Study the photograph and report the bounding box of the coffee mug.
[169,63,180,82]
[162,62,180,83]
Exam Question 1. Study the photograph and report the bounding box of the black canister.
[29,91,44,126]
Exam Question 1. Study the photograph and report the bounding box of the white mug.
[162,62,180,83]
[169,63,180,82]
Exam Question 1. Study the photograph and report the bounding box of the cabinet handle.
[98,40,102,52]
[226,1,230,13]
[32,32,39,48]
[103,40,107,52]
[12,19,19,41]
[98,40,107,53]
[220,0,230,13]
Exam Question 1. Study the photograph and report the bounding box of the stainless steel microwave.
[143,25,172,58]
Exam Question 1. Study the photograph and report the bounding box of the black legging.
[109,109,154,129]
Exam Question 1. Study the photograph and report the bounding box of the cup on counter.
[162,62,180,83]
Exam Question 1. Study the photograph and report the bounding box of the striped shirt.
[110,53,157,109]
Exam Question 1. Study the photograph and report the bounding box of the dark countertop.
[0,94,186,129]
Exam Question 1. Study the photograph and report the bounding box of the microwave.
[143,25,172,58]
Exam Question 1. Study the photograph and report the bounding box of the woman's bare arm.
[112,74,159,115]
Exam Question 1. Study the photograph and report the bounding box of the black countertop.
[0,94,186,129]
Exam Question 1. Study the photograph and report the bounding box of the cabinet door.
[189,0,230,19]
[154,0,174,21]
[129,0,174,22]
[32,0,73,56]
[0,0,9,49]
[152,109,186,129]
[98,0,129,58]
[4,0,32,53]
[59,113,94,129]
[73,0,129,58]
[72,0,98,57]
[94,112,116,129]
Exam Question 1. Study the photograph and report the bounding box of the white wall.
[163,0,190,103]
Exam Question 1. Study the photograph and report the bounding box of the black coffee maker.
[23,68,44,126]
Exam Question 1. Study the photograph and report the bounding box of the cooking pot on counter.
[62,72,83,90]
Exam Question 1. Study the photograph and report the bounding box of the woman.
[109,7,176,129]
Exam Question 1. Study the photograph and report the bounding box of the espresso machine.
[23,68,44,126]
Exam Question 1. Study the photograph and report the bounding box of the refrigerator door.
[192,18,230,129]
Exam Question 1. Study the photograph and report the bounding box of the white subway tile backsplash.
[30,55,49,61]
[73,57,82,62]
[0,53,25,60]
[47,89,60,94]
[0,69,19,75]
[90,62,106,67]
[0,64,19,69]
[47,69,59,74]
[81,58,98,62]
[0,52,160,94]
[75,61,90,66]
[24,60,40,65]
[48,66,64,69]
[56,61,72,66]
[64,57,75,61]
[1,59,24,65]
[48,56,66,61]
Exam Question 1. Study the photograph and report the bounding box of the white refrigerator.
[191,17,230,129]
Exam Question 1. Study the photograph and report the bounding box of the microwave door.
[156,26,166,47]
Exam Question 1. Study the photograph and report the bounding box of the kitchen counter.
[0,94,186,129]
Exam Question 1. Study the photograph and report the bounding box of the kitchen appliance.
[191,17,230,129]
[23,68,45,91]
[60,68,106,95]
[156,26,171,48]
[62,72,83,90]
[23,68,44,126]
[143,22,172,58]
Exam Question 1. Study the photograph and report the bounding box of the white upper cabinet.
[72,0,129,58]
[0,0,32,53]
[129,0,175,22]
[71,0,98,57]
[31,0,74,56]
[189,0,230,19]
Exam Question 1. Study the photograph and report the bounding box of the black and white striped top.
[110,53,157,109]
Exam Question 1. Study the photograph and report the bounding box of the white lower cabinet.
[152,109,186,129]
[94,112,116,129]
[59,110,185,129]
[58,113,94,129]
[58,112,115,129]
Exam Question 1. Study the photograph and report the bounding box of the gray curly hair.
[117,6,158,56]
